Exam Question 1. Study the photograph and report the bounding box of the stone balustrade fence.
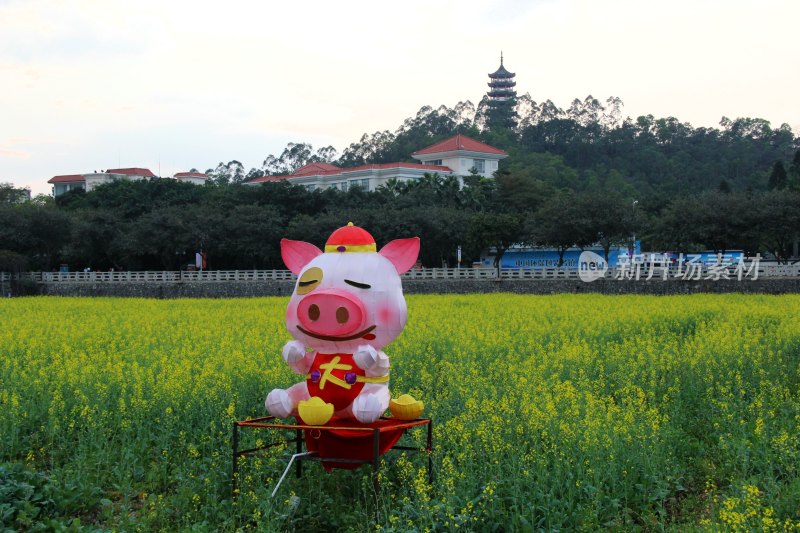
[2,263,799,284]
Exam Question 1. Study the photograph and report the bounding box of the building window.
[424,159,442,166]
[472,159,486,173]
[349,179,370,191]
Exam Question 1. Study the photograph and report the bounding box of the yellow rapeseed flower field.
[1,294,799,531]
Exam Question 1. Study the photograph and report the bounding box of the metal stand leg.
[231,422,240,499]
[372,428,380,495]
[426,419,433,485]
[372,428,381,524]
[295,429,303,478]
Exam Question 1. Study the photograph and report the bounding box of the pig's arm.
[283,340,314,374]
[353,345,390,377]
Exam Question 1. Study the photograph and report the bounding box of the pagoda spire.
[484,54,518,130]
[487,53,516,102]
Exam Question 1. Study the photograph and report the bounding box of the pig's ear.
[281,238,322,275]
[379,237,420,274]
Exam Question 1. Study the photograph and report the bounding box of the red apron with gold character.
[306,353,365,411]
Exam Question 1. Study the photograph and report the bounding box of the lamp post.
[631,200,639,257]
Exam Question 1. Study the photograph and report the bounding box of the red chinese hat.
[325,222,377,253]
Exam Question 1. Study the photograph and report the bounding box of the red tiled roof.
[412,134,508,156]
[336,162,453,174]
[247,162,452,184]
[292,162,341,177]
[48,174,85,184]
[247,175,292,184]
[289,162,453,177]
[174,172,207,178]
[106,167,156,177]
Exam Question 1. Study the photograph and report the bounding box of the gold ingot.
[389,394,424,420]
[297,396,334,425]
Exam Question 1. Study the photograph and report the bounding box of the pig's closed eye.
[345,279,371,289]
[297,266,323,295]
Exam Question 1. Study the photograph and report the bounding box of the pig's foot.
[352,389,390,424]
[265,389,293,418]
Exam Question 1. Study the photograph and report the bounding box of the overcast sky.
[2,0,798,195]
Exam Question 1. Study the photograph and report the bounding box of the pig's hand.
[282,340,306,364]
[282,340,312,374]
[354,345,378,369]
[354,345,390,376]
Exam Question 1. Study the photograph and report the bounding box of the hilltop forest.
[2,95,800,272]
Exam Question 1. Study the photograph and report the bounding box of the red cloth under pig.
[302,417,406,471]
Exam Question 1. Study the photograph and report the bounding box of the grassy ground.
[1,294,799,531]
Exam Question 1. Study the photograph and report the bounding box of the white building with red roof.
[47,174,86,196]
[411,134,508,177]
[173,171,209,185]
[48,167,157,196]
[246,134,507,192]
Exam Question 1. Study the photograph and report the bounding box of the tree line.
[207,96,798,198]
[2,172,799,273]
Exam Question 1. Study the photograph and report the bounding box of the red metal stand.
[231,416,433,497]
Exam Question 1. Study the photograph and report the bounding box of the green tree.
[121,207,207,270]
[580,193,634,261]
[495,170,556,214]
[459,174,498,212]
[62,208,135,270]
[217,205,285,269]
[0,249,28,272]
[0,203,71,270]
[768,160,788,190]
[245,168,265,181]
[478,93,518,132]
[500,150,580,192]
[652,192,761,255]
[260,142,339,173]
[207,160,245,186]
[526,192,595,266]
[405,207,471,267]
[394,173,462,209]
[374,178,406,199]
[467,212,524,273]
[756,190,800,263]
[788,149,800,190]
[0,183,30,204]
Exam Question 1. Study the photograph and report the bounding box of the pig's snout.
[297,289,366,337]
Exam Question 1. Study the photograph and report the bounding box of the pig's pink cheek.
[377,306,394,324]
[286,300,299,324]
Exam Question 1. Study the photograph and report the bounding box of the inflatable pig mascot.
[266,223,419,425]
